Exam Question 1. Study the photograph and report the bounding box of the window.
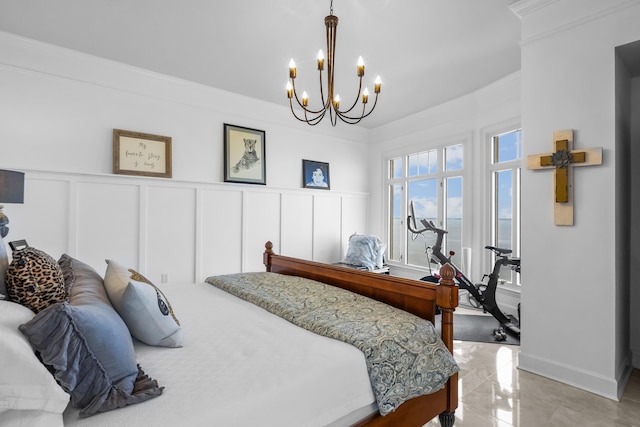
[387,143,464,268]
[489,129,522,286]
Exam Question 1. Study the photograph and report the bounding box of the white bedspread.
[63,282,376,427]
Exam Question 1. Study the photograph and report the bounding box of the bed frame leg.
[438,411,455,427]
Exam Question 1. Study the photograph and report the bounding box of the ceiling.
[0,0,522,129]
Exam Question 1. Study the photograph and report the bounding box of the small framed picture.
[113,129,172,178]
[302,159,330,190]
[224,124,266,185]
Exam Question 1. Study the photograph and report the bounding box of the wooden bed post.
[436,263,457,351]
[263,241,274,272]
[436,263,458,426]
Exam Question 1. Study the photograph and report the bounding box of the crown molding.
[510,0,559,19]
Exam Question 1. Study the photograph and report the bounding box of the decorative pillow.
[343,234,387,271]
[0,300,69,413]
[104,259,182,348]
[6,247,66,313]
[19,254,163,417]
[59,254,110,306]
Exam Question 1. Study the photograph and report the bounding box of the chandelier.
[286,0,381,126]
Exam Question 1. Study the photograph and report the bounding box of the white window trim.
[383,133,471,274]
[482,122,522,292]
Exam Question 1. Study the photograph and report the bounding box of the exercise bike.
[407,202,521,339]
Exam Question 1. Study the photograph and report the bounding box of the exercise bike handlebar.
[407,215,448,236]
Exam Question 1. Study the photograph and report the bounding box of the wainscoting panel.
[76,181,140,273]
[9,170,369,285]
[313,195,342,264]
[12,176,70,258]
[280,193,314,261]
[199,188,243,278]
[146,185,197,283]
[244,190,282,272]
[340,196,369,258]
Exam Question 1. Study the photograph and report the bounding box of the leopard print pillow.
[6,247,66,313]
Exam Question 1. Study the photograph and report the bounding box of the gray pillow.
[19,255,163,417]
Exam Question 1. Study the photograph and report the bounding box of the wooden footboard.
[263,241,459,427]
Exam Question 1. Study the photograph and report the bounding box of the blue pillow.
[19,255,163,417]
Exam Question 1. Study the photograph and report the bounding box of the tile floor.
[423,340,640,426]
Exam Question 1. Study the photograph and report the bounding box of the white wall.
[513,0,640,400]
[0,31,371,280]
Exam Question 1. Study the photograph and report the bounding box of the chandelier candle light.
[286,1,381,126]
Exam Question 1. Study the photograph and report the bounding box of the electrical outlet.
[161,274,168,283]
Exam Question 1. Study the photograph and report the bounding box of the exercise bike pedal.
[493,327,507,342]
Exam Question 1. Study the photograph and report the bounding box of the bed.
[0,241,459,427]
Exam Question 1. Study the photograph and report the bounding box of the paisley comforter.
[205,272,458,416]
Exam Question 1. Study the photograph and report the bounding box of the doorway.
[617,39,640,368]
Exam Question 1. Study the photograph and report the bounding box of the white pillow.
[103,260,183,348]
[0,300,70,413]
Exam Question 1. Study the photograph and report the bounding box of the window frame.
[384,137,467,272]
[487,127,522,289]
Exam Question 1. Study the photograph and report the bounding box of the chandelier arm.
[335,76,363,115]
[292,79,326,114]
[306,106,328,126]
[335,93,379,124]
[289,98,326,125]
[290,79,328,115]
[304,101,325,125]
[318,69,329,109]
[329,104,338,127]
[356,93,380,119]
[289,79,306,109]
[336,104,367,125]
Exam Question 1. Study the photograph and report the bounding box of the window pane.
[408,153,418,176]
[495,170,513,250]
[407,179,437,267]
[408,150,437,176]
[390,157,402,179]
[445,144,463,171]
[389,184,403,261]
[495,129,522,163]
[445,176,462,261]
[427,150,438,174]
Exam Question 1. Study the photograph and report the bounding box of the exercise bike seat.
[485,245,512,255]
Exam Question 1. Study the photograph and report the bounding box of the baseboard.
[519,351,627,401]
[617,352,634,399]
[632,346,640,368]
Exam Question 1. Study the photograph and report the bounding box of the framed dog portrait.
[302,159,330,190]
[223,124,266,185]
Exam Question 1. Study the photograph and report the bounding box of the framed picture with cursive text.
[113,129,172,178]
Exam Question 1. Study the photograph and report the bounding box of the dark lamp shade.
[0,170,25,204]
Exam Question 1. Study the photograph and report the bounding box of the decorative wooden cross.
[527,129,602,226]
